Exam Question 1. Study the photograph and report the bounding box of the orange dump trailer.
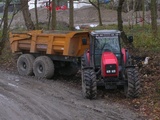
[10,30,90,57]
[9,30,90,78]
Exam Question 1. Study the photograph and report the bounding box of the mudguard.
[121,48,128,64]
[83,50,90,67]
[122,48,136,68]
[101,52,119,77]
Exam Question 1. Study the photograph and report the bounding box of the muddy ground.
[0,67,142,120]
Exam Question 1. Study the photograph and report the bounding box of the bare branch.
[89,0,98,9]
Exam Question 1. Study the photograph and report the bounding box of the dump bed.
[9,30,90,57]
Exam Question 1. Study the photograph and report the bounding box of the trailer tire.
[124,68,140,98]
[58,62,78,76]
[82,69,97,99]
[17,54,35,76]
[33,56,54,79]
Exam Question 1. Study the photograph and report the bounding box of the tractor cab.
[90,30,122,69]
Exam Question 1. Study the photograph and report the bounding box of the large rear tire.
[82,69,97,99]
[58,62,78,76]
[33,56,54,79]
[124,68,140,98]
[17,54,35,76]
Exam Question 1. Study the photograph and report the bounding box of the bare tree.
[47,0,51,29]
[151,0,157,36]
[89,0,103,26]
[35,0,39,29]
[0,0,12,54]
[142,0,145,26]
[20,0,35,30]
[69,0,74,30]
[51,0,56,30]
[117,0,132,47]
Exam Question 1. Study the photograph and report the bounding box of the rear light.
[106,64,116,74]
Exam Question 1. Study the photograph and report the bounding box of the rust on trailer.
[9,30,90,57]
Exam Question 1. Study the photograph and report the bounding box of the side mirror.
[128,36,133,43]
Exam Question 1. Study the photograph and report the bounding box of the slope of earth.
[11,6,117,27]
[11,6,151,28]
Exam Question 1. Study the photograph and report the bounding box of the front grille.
[106,64,116,74]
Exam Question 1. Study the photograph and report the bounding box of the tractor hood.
[101,52,119,77]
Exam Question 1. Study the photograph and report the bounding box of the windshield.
[95,36,120,53]
[94,36,121,67]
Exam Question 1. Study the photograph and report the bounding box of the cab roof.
[91,30,121,35]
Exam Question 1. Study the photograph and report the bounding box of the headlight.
[111,70,116,73]
[106,70,111,73]
[106,64,116,74]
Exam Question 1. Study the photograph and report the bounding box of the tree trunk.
[20,0,35,30]
[47,0,51,30]
[35,0,39,29]
[151,0,157,36]
[97,0,103,26]
[117,0,131,47]
[89,0,103,26]
[51,0,56,30]
[142,0,145,26]
[0,0,11,54]
[69,0,74,30]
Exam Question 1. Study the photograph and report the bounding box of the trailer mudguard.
[101,52,119,77]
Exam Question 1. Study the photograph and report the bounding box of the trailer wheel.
[58,62,78,76]
[33,56,54,79]
[17,54,35,76]
[124,68,140,98]
[82,69,97,99]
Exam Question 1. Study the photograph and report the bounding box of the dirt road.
[0,70,142,120]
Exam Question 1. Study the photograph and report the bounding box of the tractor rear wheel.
[17,54,35,76]
[33,56,54,79]
[82,69,97,99]
[124,68,140,98]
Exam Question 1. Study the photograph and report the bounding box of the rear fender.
[121,48,128,64]
[83,50,90,66]
[101,52,119,77]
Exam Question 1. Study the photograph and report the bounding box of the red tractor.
[81,30,140,99]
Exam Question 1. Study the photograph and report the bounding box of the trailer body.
[10,30,90,57]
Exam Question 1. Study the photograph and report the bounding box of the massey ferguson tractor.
[81,30,140,99]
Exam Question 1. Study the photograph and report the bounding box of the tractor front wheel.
[124,68,140,98]
[82,69,97,99]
